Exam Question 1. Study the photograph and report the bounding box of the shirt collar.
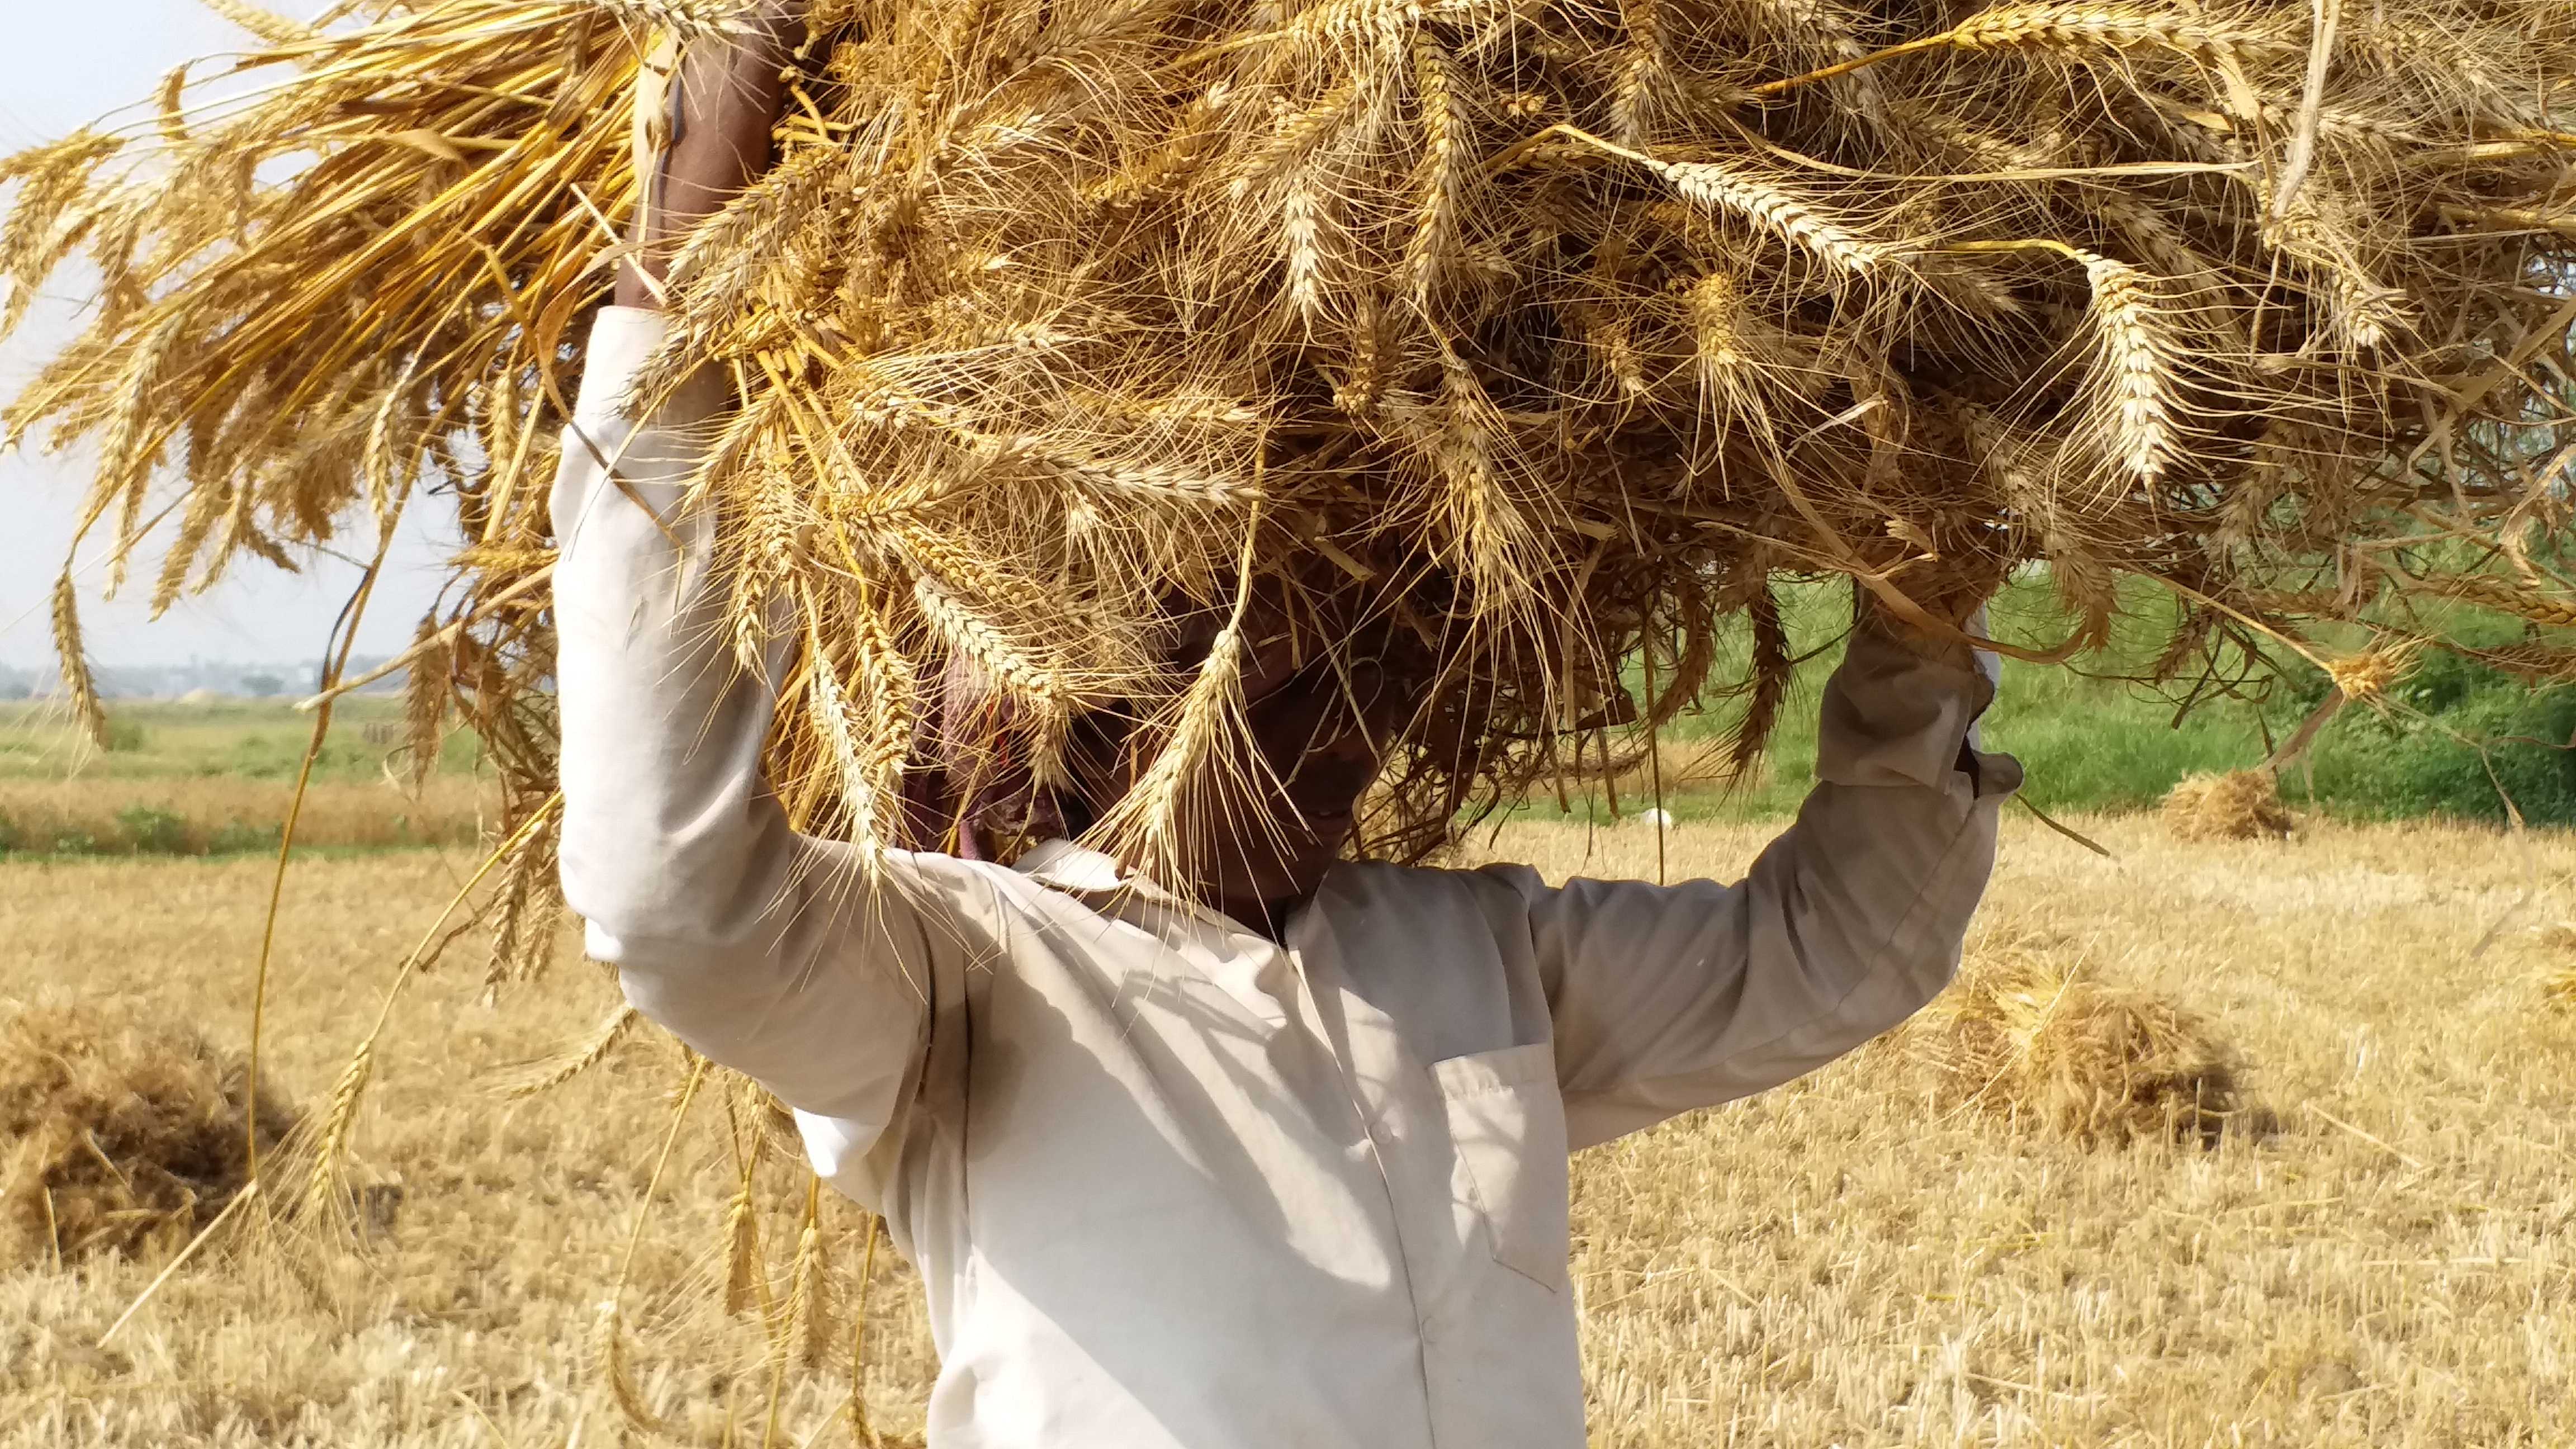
[1015,838,1282,937]
[1015,837,1154,898]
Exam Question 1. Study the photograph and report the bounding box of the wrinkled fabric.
[552,307,2020,1449]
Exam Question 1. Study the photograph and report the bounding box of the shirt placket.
[1284,916,1464,1449]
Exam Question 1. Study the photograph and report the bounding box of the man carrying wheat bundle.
[553,10,2016,1445]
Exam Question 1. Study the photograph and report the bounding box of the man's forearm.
[617,4,808,309]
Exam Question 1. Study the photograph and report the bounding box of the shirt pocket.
[1430,1041,1571,1293]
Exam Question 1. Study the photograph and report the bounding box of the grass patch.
[0,777,488,858]
[1522,576,2576,827]
[0,695,484,784]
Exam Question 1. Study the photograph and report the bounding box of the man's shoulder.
[1323,856,1549,912]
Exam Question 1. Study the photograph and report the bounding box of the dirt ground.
[3,814,2572,1446]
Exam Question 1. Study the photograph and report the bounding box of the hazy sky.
[0,1,451,670]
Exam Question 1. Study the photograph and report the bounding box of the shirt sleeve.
[549,306,963,1204]
[1502,619,2023,1152]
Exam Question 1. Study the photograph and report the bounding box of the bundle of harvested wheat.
[2537,925,2576,1011]
[2546,968,2576,1011]
[6,0,2574,944]
[0,1003,296,1267]
[2163,768,2295,841]
[1901,930,2252,1147]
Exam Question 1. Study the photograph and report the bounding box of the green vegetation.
[0,695,489,859]
[9,581,2572,851]
[0,694,484,784]
[1536,577,2576,828]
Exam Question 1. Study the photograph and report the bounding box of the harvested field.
[2,817,2573,1445]
[0,776,490,856]
[0,697,493,854]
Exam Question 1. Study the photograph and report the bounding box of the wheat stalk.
[6,0,2574,1045]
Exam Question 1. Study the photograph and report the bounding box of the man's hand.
[1853,543,2008,674]
[615,2,811,310]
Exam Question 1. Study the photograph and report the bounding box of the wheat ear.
[806,631,898,860]
[1751,2,2294,98]
[150,479,229,617]
[779,1177,837,1370]
[1609,0,1669,145]
[300,1039,376,1218]
[2076,251,2181,485]
[1944,2,2289,61]
[201,0,319,48]
[577,0,756,39]
[1088,510,1263,875]
[1659,158,1886,275]
[398,612,451,789]
[1281,177,1338,325]
[912,574,1066,714]
[2425,573,2576,628]
[719,1129,766,1316]
[1230,83,1355,200]
[1405,32,1472,302]
[49,572,112,750]
[495,1003,642,1100]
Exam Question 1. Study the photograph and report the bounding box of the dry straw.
[0,1004,296,1268]
[2,0,2568,892]
[2163,769,2295,842]
[1901,930,2253,1147]
[2539,925,2576,1013]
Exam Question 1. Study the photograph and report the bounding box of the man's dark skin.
[614,12,1991,937]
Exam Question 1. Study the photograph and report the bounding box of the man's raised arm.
[548,8,946,1200]
[1500,600,2021,1150]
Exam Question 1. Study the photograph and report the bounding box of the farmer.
[551,15,2018,1447]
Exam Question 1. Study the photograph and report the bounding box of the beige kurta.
[551,307,2019,1449]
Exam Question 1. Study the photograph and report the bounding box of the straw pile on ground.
[0,1004,296,1268]
[2538,925,2576,1011]
[4,0,2574,940]
[2163,768,2295,841]
[1899,931,2252,1147]
[2546,968,2576,1012]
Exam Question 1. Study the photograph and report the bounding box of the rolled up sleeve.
[1508,622,2020,1151]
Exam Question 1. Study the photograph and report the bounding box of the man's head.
[1160,636,1399,930]
[922,583,1418,932]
